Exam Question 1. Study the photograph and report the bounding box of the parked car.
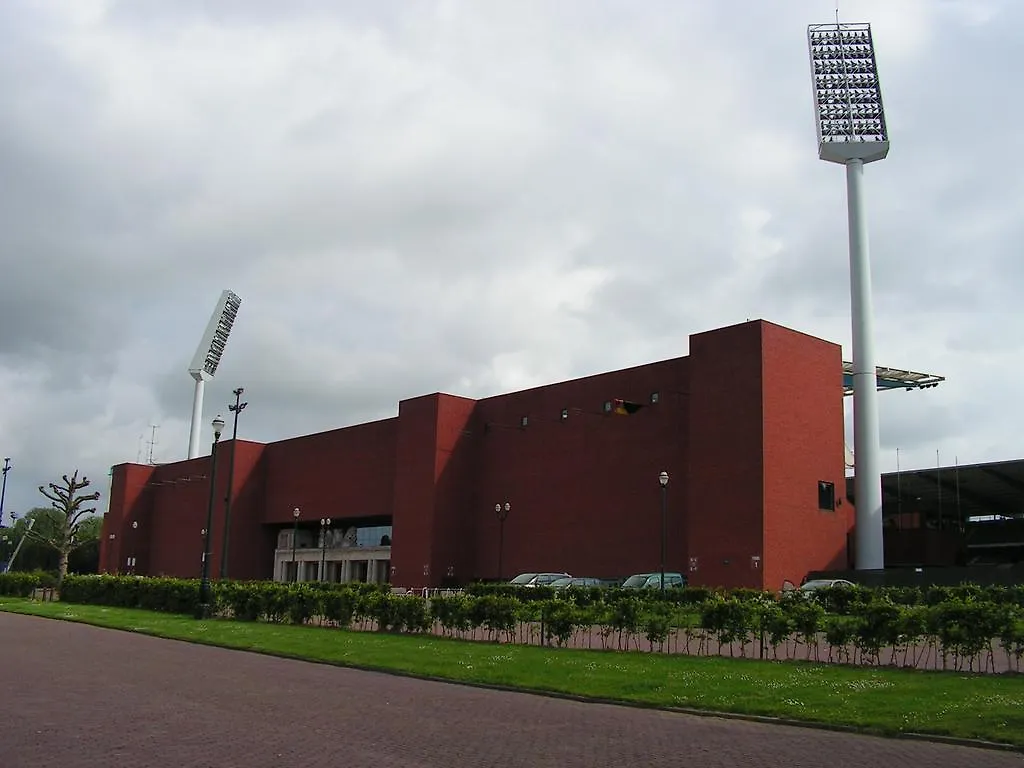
[509,572,571,587]
[549,577,603,590]
[621,572,687,589]
[798,578,855,593]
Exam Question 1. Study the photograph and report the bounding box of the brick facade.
[100,319,852,590]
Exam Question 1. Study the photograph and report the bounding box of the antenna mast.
[147,425,159,465]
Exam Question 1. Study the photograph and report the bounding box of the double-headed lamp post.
[659,471,669,592]
[291,507,301,582]
[495,502,511,581]
[197,414,225,619]
[319,517,332,581]
[0,458,11,527]
[220,386,248,579]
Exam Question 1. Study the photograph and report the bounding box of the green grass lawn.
[3,598,1024,748]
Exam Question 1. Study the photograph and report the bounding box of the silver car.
[509,572,571,587]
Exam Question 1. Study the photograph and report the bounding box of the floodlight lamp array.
[808,23,889,163]
[189,290,242,380]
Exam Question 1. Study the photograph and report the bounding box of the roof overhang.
[842,362,944,396]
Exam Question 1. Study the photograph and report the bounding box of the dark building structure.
[100,320,857,591]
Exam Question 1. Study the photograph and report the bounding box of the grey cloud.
[1,0,1023,520]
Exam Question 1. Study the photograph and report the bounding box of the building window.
[355,525,393,547]
[818,481,836,511]
[560,408,568,420]
[650,392,660,404]
[602,400,613,413]
[520,415,529,427]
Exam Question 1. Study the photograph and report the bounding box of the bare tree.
[35,471,101,583]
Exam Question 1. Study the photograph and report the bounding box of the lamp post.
[197,414,225,619]
[659,471,669,592]
[220,386,248,579]
[494,501,511,581]
[107,533,116,574]
[319,517,332,581]
[199,528,207,577]
[0,458,10,527]
[291,507,301,582]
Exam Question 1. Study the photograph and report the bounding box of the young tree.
[34,471,101,583]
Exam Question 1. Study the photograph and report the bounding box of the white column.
[846,158,884,571]
[187,377,205,460]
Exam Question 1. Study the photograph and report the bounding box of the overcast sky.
[1,0,1020,520]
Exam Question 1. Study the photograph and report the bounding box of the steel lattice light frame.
[808,23,889,164]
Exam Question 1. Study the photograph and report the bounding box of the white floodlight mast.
[187,290,242,459]
[808,22,888,571]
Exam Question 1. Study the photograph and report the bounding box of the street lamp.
[494,501,511,581]
[319,518,332,581]
[197,414,225,619]
[0,458,10,527]
[220,386,248,579]
[199,528,207,577]
[107,532,117,574]
[291,507,301,582]
[659,471,669,592]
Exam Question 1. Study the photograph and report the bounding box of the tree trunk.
[58,550,69,584]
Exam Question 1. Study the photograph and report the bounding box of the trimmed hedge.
[0,572,45,597]
[39,576,1024,672]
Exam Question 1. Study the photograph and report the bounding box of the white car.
[798,578,855,593]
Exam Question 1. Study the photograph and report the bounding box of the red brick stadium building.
[100,320,855,591]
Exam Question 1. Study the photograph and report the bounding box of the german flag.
[612,398,644,415]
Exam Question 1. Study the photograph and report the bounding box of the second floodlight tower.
[808,22,889,570]
[187,290,242,459]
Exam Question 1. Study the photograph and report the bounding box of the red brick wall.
[391,395,441,587]
[472,358,688,582]
[431,394,478,585]
[101,463,155,574]
[262,419,397,525]
[146,458,213,578]
[686,322,766,589]
[218,441,271,581]
[761,323,850,589]
[102,320,853,591]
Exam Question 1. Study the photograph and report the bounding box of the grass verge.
[3,598,1024,748]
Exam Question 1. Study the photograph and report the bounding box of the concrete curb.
[5,605,1022,755]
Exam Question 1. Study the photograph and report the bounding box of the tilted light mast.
[187,290,242,459]
[808,22,889,570]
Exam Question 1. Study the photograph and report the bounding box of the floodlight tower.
[187,290,242,459]
[808,22,889,570]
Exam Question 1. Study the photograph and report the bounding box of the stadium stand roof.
[842,362,945,396]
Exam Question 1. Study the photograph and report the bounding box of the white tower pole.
[187,377,206,460]
[846,159,884,569]
[808,22,889,570]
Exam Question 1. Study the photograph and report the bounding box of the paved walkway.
[0,613,1020,768]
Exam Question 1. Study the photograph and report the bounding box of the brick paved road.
[1,613,1020,768]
